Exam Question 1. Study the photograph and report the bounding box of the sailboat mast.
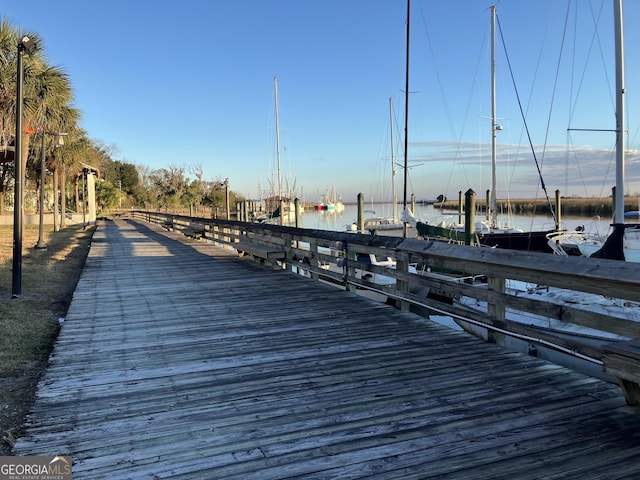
[614,0,625,224]
[490,3,498,229]
[274,76,283,203]
[390,97,397,222]
[402,0,410,238]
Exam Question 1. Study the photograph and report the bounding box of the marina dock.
[13,218,640,479]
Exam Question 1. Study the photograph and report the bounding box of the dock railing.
[132,210,640,405]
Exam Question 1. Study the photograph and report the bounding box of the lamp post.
[12,35,36,298]
[224,178,230,220]
[36,131,67,249]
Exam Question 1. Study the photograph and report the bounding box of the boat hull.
[476,229,555,252]
[415,222,554,252]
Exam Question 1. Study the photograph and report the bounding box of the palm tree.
[0,18,77,219]
[0,21,45,212]
[0,19,18,214]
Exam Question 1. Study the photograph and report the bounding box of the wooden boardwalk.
[13,218,640,479]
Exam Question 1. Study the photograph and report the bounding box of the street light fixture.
[19,35,36,54]
[224,178,230,220]
[12,35,37,298]
[35,131,67,249]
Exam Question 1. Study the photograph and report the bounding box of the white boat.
[577,225,640,261]
[549,224,640,262]
[324,202,344,213]
[363,215,405,233]
[548,0,633,261]
[315,187,344,213]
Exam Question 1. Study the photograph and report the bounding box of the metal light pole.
[224,178,230,220]
[12,35,36,298]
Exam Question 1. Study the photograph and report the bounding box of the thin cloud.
[405,140,640,198]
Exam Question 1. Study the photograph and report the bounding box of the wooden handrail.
[133,210,640,397]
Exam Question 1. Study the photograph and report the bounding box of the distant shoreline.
[338,196,637,217]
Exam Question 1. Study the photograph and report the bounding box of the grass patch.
[0,222,95,453]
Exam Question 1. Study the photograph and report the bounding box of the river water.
[300,202,625,236]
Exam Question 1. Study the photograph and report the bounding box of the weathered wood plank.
[13,218,640,480]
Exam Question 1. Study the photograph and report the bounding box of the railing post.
[309,239,319,280]
[485,189,491,222]
[224,178,230,220]
[282,232,292,270]
[602,343,640,406]
[555,189,562,230]
[357,193,364,232]
[465,189,476,246]
[487,275,506,346]
[343,242,356,293]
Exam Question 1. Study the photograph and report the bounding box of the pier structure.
[13,216,640,479]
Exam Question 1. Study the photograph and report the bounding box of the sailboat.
[363,0,415,238]
[257,76,302,225]
[405,4,558,251]
[350,0,413,237]
[361,97,405,233]
[546,0,637,262]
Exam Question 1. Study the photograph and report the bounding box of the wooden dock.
[13,218,640,479]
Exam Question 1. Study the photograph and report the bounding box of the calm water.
[299,202,626,235]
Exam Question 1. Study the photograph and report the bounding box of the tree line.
[0,18,243,221]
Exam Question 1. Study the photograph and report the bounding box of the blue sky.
[4,0,639,202]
